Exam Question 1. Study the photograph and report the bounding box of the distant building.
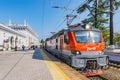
[0,20,39,50]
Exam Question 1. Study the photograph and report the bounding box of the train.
[45,23,109,76]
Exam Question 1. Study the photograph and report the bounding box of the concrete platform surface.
[0,49,53,80]
[0,48,88,80]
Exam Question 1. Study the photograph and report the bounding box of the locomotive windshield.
[74,31,101,43]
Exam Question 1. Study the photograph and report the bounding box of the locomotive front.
[69,24,109,76]
[45,23,109,76]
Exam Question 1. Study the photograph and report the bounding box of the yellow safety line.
[40,49,70,80]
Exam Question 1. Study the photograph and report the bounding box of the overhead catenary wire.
[71,0,87,14]
[54,0,87,31]
[45,0,90,41]
[115,9,120,14]
[54,0,120,34]
[55,18,66,31]
[41,0,45,39]
[45,0,71,38]
[53,0,72,31]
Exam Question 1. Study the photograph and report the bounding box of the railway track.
[87,59,120,80]
[98,59,120,80]
[109,60,120,68]
[88,75,108,80]
[45,49,120,80]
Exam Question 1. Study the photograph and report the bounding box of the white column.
[13,38,15,48]
[8,38,11,50]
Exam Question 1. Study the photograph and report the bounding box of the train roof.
[46,23,101,41]
[50,29,66,39]
[45,38,50,41]
[68,23,100,31]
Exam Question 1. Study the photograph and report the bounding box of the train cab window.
[64,34,69,44]
[74,31,101,43]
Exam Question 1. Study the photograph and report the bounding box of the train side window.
[56,39,58,43]
[50,40,52,44]
[64,34,69,44]
[56,38,58,49]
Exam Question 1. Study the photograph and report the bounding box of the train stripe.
[40,49,70,80]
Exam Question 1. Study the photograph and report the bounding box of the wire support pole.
[95,0,98,28]
[110,0,114,45]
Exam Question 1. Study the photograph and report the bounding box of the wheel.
[106,56,109,65]
[102,57,109,70]
[67,56,72,66]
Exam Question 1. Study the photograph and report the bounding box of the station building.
[0,20,39,51]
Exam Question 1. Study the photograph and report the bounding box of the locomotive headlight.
[99,51,104,55]
[85,24,91,29]
[76,51,80,54]
[71,50,81,55]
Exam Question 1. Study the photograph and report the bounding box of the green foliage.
[77,4,87,13]
[40,39,44,43]
[102,28,110,42]
[81,17,94,24]
[77,0,109,28]
[114,33,120,43]
[77,0,120,44]
[113,1,120,10]
[77,0,120,27]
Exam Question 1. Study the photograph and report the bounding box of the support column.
[13,38,15,49]
[8,37,11,50]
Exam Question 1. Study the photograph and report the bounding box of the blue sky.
[0,0,120,40]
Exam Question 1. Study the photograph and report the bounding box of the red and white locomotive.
[45,23,109,76]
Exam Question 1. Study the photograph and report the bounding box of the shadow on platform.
[32,48,60,62]
[32,48,43,60]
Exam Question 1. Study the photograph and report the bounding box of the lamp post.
[110,0,114,47]
[95,0,98,28]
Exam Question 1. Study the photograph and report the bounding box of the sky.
[0,0,120,40]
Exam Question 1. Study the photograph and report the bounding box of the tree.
[102,27,110,43]
[40,39,44,44]
[77,0,120,44]
[40,39,44,47]
[108,0,120,45]
[114,33,120,43]
[77,0,109,29]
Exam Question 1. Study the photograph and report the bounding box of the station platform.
[104,49,120,62]
[0,48,88,80]
[104,49,120,55]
